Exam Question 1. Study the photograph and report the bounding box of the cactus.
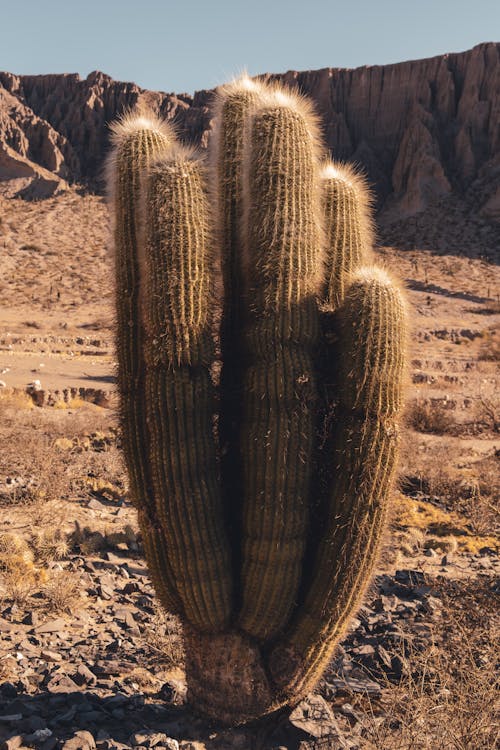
[107,77,407,725]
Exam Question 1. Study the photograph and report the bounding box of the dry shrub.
[30,528,69,563]
[41,569,84,614]
[124,667,162,694]
[478,326,500,361]
[0,532,33,571]
[406,399,455,435]
[0,532,47,605]
[141,603,184,669]
[345,579,499,749]
[474,395,500,433]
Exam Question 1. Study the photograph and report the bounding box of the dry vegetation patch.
[346,578,499,750]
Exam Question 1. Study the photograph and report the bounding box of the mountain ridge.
[1,42,499,256]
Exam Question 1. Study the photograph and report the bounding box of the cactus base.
[184,627,291,724]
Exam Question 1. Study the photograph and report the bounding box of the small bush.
[478,327,500,361]
[406,399,455,434]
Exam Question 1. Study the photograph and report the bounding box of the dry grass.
[40,569,84,614]
[0,532,47,605]
[140,603,184,669]
[406,399,455,435]
[478,326,500,361]
[399,423,499,540]
[393,495,498,554]
[338,580,499,749]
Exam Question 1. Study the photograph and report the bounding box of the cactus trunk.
[107,81,408,725]
[140,150,232,632]
[237,94,322,641]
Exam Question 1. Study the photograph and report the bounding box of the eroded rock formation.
[0,43,498,254]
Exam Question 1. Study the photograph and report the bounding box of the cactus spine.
[320,161,374,309]
[237,91,323,641]
[140,149,232,631]
[212,77,265,572]
[108,113,180,613]
[108,78,407,725]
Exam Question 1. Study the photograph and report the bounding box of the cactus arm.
[270,267,407,698]
[212,76,266,579]
[106,112,181,614]
[140,148,232,632]
[237,91,324,641]
[320,161,374,309]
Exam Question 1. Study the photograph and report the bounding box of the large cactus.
[107,78,407,725]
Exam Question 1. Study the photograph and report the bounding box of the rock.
[25,715,47,731]
[1,737,23,750]
[41,650,62,662]
[73,664,97,687]
[289,694,340,739]
[33,618,66,634]
[0,683,17,699]
[46,673,79,693]
[128,732,177,748]
[61,732,96,750]
[22,729,52,745]
[395,569,426,586]
[0,44,499,259]
[331,675,382,697]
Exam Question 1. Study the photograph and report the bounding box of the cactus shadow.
[0,689,310,749]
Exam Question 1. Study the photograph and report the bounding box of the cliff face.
[1,43,499,254]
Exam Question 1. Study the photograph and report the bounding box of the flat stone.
[22,729,52,745]
[1,737,23,750]
[33,619,66,635]
[0,683,17,699]
[46,673,79,693]
[88,498,106,511]
[41,650,62,662]
[40,737,58,750]
[25,715,48,731]
[53,705,77,724]
[289,694,340,739]
[395,570,426,586]
[61,732,96,750]
[73,664,97,687]
[331,675,382,697]
[0,620,22,633]
[128,732,177,749]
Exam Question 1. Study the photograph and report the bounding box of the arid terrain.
[0,184,498,749]
[0,36,498,750]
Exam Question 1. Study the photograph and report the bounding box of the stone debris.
[0,551,466,748]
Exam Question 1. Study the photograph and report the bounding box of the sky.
[1,0,499,94]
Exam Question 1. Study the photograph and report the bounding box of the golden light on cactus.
[139,147,232,632]
[106,109,181,614]
[271,266,408,700]
[237,90,323,642]
[107,84,408,725]
[320,159,374,309]
[211,75,268,562]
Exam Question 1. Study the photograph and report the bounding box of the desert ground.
[0,189,498,749]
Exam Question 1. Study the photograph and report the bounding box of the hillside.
[1,43,499,257]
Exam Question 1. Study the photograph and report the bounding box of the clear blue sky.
[2,0,499,94]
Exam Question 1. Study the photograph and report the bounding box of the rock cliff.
[1,43,499,255]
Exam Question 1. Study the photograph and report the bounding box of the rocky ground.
[0,190,499,749]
